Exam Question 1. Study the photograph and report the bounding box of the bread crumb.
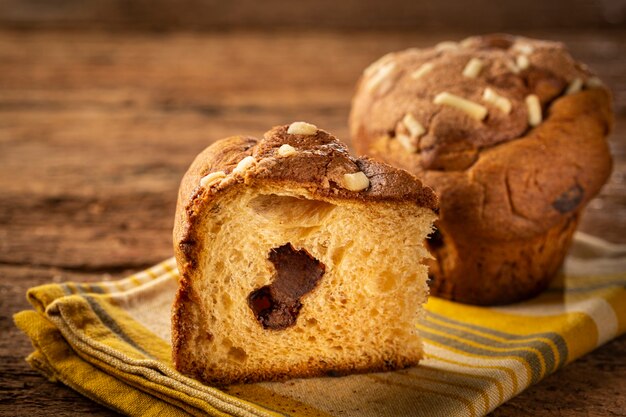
[287,122,318,135]
[342,171,370,192]
[525,95,542,127]
[411,63,434,80]
[433,92,488,121]
[232,156,256,175]
[566,78,583,95]
[462,58,483,78]
[277,144,297,157]
[482,88,512,114]
[200,171,226,187]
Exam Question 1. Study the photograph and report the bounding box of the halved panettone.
[172,122,438,385]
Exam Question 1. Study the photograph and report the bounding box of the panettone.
[349,34,613,305]
[172,122,438,385]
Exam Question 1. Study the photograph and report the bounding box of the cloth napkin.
[14,232,626,417]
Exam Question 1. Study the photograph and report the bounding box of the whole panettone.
[349,34,613,305]
[172,122,438,385]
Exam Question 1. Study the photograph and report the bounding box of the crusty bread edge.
[171,126,438,384]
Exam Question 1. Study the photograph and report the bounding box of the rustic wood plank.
[491,335,626,416]
[0,29,625,416]
[0,265,125,416]
[0,0,623,32]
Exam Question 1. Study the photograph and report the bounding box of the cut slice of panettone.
[172,122,438,385]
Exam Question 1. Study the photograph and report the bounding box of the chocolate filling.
[552,184,584,213]
[248,243,325,330]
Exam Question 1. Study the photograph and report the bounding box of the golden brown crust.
[172,124,437,382]
[350,34,609,168]
[426,214,579,305]
[182,351,420,387]
[349,34,613,305]
[173,125,438,270]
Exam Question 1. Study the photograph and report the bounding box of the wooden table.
[1,29,624,416]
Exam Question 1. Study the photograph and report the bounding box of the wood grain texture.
[0,0,624,31]
[0,266,123,417]
[0,29,625,416]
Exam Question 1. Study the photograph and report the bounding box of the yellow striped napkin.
[14,232,626,417]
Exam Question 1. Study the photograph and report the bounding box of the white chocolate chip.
[200,171,226,187]
[435,41,459,52]
[396,133,418,153]
[433,92,488,121]
[462,58,484,78]
[515,43,535,55]
[586,76,604,88]
[277,144,297,157]
[402,113,426,138]
[410,62,435,80]
[342,171,370,192]
[365,61,396,94]
[507,61,521,74]
[516,55,530,70]
[364,53,394,77]
[460,37,475,48]
[482,88,512,114]
[232,155,256,175]
[566,78,583,95]
[525,95,542,127]
[287,121,318,135]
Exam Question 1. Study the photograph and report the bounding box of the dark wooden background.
[1,0,625,31]
[1,1,625,416]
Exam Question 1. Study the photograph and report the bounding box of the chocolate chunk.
[552,184,584,213]
[248,243,325,330]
